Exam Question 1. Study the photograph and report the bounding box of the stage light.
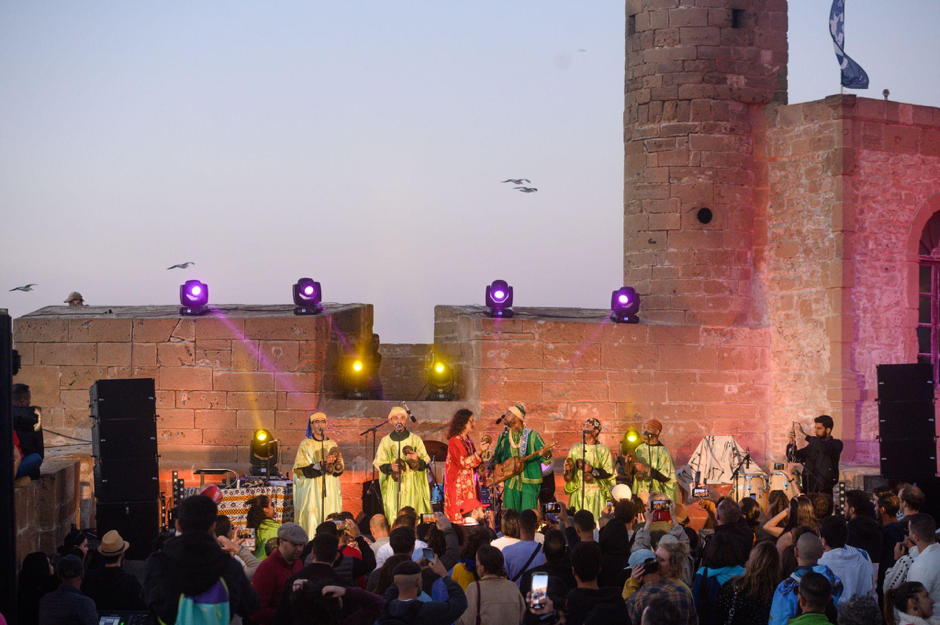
[179,280,209,316]
[485,279,514,318]
[610,287,640,324]
[250,428,278,477]
[620,427,642,456]
[293,278,323,315]
[341,355,373,399]
[426,354,455,401]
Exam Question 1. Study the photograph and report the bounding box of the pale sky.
[2,1,938,343]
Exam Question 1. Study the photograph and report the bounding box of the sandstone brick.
[177,390,226,409]
[195,409,237,430]
[542,344,602,370]
[69,318,131,342]
[158,444,238,465]
[157,409,195,429]
[14,318,69,343]
[274,372,322,392]
[160,367,213,391]
[195,344,232,369]
[481,341,542,369]
[542,382,608,402]
[235,410,276,431]
[157,342,195,366]
[96,342,131,366]
[227,392,278,410]
[59,366,109,390]
[297,341,326,372]
[131,319,178,343]
[194,317,245,340]
[158,429,203,445]
[502,381,542,403]
[132,343,157,367]
[244,317,320,340]
[35,343,96,366]
[609,382,668,403]
[231,340,260,371]
[259,341,300,372]
[13,366,61,405]
[275,411,311,431]
[601,344,659,369]
[213,371,274,392]
[285,392,320,410]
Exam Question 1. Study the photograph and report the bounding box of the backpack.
[378,598,424,625]
[169,578,231,625]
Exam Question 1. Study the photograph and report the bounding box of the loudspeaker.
[361,480,384,518]
[94,458,160,501]
[95,500,160,560]
[877,363,934,403]
[90,378,156,421]
[879,440,938,479]
[92,418,158,459]
[877,402,936,441]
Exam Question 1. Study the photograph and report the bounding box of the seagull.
[501,179,531,185]
[167,262,195,270]
[578,49,587,52]
[9,284,37,292]
[514,187,538,193]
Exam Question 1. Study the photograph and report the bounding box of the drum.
[768,471,801,499]
[733,473,768,509]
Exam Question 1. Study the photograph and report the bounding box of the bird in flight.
[514,187,538,193]
[578,49,587,52]
[9,284,37,292]
[167,262,195,270]
[502,179,530,185]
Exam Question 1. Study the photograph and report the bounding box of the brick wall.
[13,304,372,488]
[376,343,433,401]
[15,458,81,567]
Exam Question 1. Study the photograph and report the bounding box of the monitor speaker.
[877,402,936,441]
[877,363,934,403]
[879,440,938,479]
[95,500,160,560]
[94,458,160,501]
[92,418,158,459]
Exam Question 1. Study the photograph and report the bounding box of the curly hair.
[736,541,780,601]
[767,490,789,519]
[246,495,271,530]
[447,408,474,439]
[658,541,688,578]
[838,595,881,625]
[460,527,493,562]
[782,496,817,535]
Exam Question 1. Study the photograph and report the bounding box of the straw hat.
[98,529,130,556]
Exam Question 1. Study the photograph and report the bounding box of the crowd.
[11,481,940,625]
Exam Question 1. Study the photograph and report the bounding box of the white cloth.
[681,436,764,485]
[370,536,390,557]
[908,543,940,604]
[897,614,940,625]
[491,536,520,551]
[819,545,873,603]
[884,554,915,592]
[375,540,428,569]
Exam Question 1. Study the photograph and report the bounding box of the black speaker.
[877,363,934,403]
[94,458,160,501]
[877,402,936,440]
[92,418,158,459]
[361,480,384,518]
[90,378,156,421]
[95,500,160,560]
[879,440,938,479]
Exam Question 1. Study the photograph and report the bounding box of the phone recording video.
[544,502,561,514]
[606,499,612,511]
[421,513,437,525]
[529,572,549,609]
[642,559,659,575]
[422,548,435,562]
[333,519,345,529]
[651,500,669,512]
[692,486,708,498]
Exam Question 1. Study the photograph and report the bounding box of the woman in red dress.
[444,408,483,523]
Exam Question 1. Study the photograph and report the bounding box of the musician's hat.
[507,404,526,420]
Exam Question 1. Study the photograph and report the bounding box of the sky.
[2,1,938,344]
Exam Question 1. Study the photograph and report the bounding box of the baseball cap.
[57,555,84,579]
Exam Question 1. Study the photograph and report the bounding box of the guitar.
[493,440,558,485]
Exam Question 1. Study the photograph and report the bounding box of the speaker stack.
[877,364,938,479]
[92,378,160,560]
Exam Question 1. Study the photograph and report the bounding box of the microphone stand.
[396,429,403,518]
[360,417,390,504]
[319,428,326,526]
[581,430,587,512]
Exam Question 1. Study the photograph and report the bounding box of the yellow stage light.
[255,429,268,442]
[434,363,445,374]
[352,360,364,372]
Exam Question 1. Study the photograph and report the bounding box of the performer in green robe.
[564,418,615,520]
[490,404,552,513]
[373,407,432,523]
[632,418,679,502]
[292,412,344,538]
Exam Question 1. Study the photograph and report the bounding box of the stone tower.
[623,0,788,326]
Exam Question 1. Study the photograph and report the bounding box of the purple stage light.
[179,280,209,315]
[293,277,322,315]
[485,280,514,318]
[610,287,640,324]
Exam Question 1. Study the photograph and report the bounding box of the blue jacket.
[768,565,843,625]
[692,565,745,625]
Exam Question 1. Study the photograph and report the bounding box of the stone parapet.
[15,458,81,567]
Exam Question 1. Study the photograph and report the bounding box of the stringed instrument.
[493,440,558,484]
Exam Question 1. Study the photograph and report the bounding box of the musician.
[373,407,432,523]
[490,404,552,513]
[631,418,679,502]
[787,415,843,495]
[563,418,615,520]
[292,412,344,536]
[444,408,487,523]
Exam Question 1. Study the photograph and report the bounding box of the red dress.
[444,436,481,523]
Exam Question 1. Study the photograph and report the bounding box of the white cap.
[611,484,632,502]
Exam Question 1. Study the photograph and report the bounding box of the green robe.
[373,429,432,523]
[292,436,344,538]
[492,427,551,512]
[563,442,615,520]
[632,442,679,501]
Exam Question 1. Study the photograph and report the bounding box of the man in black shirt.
[788,415,843,495]
[13,383,43,479]
[81,530,146,612]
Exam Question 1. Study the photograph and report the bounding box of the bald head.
[796,532,824,564]
[370,514,389,538]
[717,499,741,526]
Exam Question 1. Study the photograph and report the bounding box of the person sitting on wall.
[12,383,43,480]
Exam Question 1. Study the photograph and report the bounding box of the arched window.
[917,211,940,381]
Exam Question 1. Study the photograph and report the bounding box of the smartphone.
[692,486,709,498]
[421,513,437,525]
[530,572,549,609]
[749,494,757,499]
[544,502,561,514]
[333,519,345,529]
[642,559,659,575]
[773,463,785,471]
[652,500,669,512]
[606,499,612,511]
[236,528,253,540]
[422,547,435,562]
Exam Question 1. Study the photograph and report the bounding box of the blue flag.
[829,0,869,89]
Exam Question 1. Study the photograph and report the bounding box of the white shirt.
[491,536,520,551]
[908,543,940,604]
[375,539,428,569]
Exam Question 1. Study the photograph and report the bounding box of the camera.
[642,559,659,575]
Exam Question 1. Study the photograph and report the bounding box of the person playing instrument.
[444,409,487,523]
[374,407,432,523]
[292,412,344,537]
[631,419,679,502]
[490,404,552,513]
[563,418,615,520]
[787,415,843,495]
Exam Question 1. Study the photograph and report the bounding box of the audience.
[741,497,775,544]
[899,486,926,520]
[788,572,833,625]
[838,595,883,625]
[17,551,56,625]
[251,522,308,625]
[491,509,522,550]
[692,533,746,624]
[564,541,628,625]
[375,513,428,567]
[845,490,883,567]
[503,509,545,585]
[885,581,938,625]
[818,515,873,604]
[450,526,493,591]
[248,495,283,562]
[215,514,261,580]
[598,497,638,587]
[144,494,260,625]
[38,555,98,625]
[624,541,697,625]
[370,514,391,557]
[906,514,940,604]
[880,492,907,594]
[80,530,146,611]
[769,533,843,625]
[773,497,818,555]
[379,558,467,625]
[457,545,525,625]
[289,580,385,625]
[520,529,576,611]
[714,541,780,625]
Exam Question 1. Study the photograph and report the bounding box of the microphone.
[745,448,751,469]
[318,426,325,436]
[401,402,417,423]
[395,423,404,433]
[495,411,509,425]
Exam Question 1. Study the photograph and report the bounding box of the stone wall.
[376,343,433,401]
[15,458,81,567]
